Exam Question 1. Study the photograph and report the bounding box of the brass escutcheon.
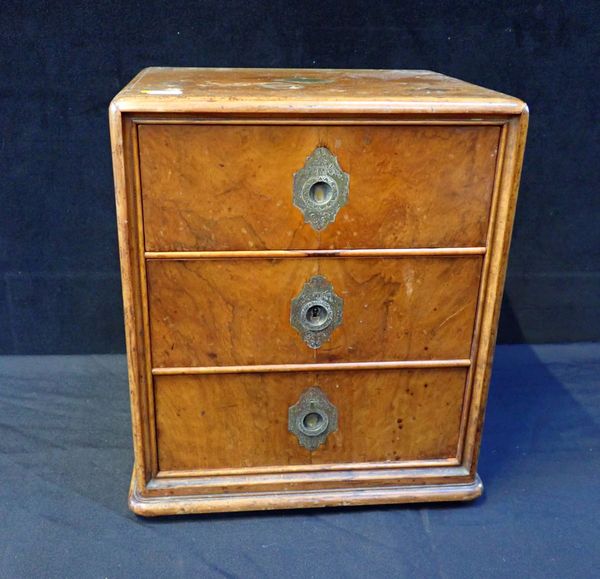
[288,387,338,451]
[290,275,343,349]
[292,146,349,230]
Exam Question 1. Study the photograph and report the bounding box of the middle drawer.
[147,256,482,368]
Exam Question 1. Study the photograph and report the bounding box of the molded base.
[129,473,483,517]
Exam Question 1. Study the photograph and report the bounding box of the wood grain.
[154,367,468,472]
[111,67,526,116]
[147,256,482,367]
[138,124,500,251]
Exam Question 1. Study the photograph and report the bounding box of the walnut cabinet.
[110,68,528,516]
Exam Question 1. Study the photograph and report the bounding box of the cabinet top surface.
[111,67,526,115]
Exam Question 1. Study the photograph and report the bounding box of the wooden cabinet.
[110,68,528,516]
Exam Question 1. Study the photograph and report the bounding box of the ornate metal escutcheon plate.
[292,146,350,230]
[288,387,338,451]
[290,275,343,349]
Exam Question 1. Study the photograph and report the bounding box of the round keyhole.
[303,412,323,431]
[309,181,333,205]
[299,408,328,437]
[305,304,328,328]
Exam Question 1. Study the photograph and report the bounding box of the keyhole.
[303,412,324,432]
[305,304,328,328]
[309,181,333,205]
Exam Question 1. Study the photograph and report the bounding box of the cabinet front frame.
[110,109,528,507]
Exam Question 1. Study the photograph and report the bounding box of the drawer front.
[139,124,500,251]
[155,368,468,472]
[147,256,482,368]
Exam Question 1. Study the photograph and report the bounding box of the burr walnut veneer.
[110,68,528,516]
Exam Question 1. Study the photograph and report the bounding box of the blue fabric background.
[1,344,598,577]
[0,1,599,353]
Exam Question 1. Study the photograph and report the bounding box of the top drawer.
[138,124,500,251]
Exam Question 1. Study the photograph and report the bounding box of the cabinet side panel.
[462,110,529,472]
[110,107,154,486]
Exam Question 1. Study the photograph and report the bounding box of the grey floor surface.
[1,343,599,578]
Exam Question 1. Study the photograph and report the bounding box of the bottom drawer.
[155,368,468,473]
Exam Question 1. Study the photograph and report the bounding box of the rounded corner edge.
[464,473,484,502]
[128,474,159,517]
[109,98,122,117]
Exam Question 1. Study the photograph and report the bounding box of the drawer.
[154,367,468,472]
[138,124,500,251]
[147,256,482,368]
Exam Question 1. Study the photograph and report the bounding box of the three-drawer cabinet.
[110,68,528,516]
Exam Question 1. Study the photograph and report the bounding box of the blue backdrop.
[1,1,598,353]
